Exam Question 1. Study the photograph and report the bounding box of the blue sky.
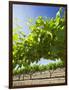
[13,4,64,65]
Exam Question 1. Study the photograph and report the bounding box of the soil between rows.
[13,68,65,86]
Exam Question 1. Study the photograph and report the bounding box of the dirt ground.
[13,68,66,87]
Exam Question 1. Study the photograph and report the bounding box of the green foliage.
[13,61,64,80]
[56,61,64,68]
[13,8,66,77]
[47,63,56,70]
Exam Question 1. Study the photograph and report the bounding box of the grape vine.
[13,8,66,80]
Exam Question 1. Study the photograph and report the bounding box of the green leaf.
[13,34,19,41]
